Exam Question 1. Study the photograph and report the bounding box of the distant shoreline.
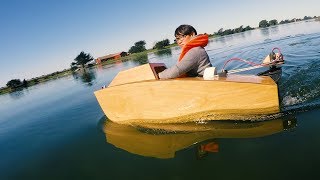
[1,17,318,95]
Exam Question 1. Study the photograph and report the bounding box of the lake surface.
[1,20,320,180]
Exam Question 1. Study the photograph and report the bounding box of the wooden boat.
[94,63,281,124]
[102,117,296,159]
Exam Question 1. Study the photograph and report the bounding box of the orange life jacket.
[178,34,209,61]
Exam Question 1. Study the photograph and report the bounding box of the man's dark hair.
[174,24,197,36]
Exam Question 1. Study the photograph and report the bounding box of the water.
[1,20,320,179]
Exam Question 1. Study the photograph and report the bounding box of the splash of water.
[279,59,320,112]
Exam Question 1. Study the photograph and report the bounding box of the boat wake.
[279,53,320,113]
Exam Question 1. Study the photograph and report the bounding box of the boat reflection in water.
[102,117,297,159]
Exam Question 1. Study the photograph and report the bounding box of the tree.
[6,79,23,88]
[244,26,254,31]
[22,79,28,87]
[269,19,278,26]
[234,25,244,33]
[215,26,253,36]
[259,20,269,28]
[303,16,312,20]
[73,51,93,68]
[217,28,224,35]
[223,29,233,35]
[70,62,78,71]
[153,39,170,49]
[279,19,290,24]
[128,40,146,53]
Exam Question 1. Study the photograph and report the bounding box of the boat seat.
[149,63,167,80]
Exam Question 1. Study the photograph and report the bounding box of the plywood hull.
[94,75,280,124]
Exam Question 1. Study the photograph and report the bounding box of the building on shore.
[95,52,128,64]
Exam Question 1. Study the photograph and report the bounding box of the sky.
[0,0,319,87]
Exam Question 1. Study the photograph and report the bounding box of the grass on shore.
[0,69,73,95]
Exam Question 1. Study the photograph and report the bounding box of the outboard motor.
[218,47,285,83]
[257,47,284,83]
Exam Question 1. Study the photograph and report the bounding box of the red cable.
[222,47,283,70]
[222,58,261,70]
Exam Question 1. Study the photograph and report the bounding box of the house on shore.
[95,52,128,64]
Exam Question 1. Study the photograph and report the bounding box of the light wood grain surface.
[95,77,279,124]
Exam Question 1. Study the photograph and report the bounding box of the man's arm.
[158,48,200,79]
